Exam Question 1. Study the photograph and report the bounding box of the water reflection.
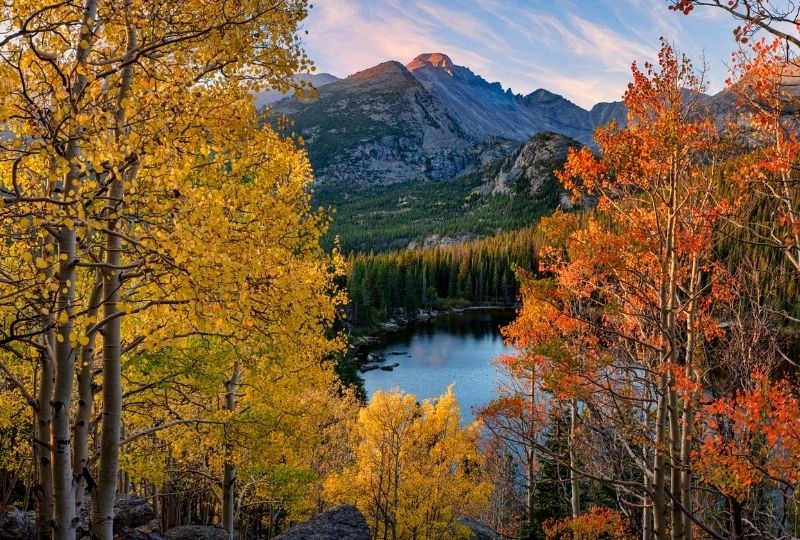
[361,309,516,423]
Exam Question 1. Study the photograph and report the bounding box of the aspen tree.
[0,2,326,539]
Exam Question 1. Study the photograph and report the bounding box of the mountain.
[270,53,774,194]
[406,52,536,141]
[704,64,800,122]
[520,88,596,143]
[271,61,514,186]
[270,52,627,190]
[406,53,595,144]
[589,101,627,128]
[254,72,340,108]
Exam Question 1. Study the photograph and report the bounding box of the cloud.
[524,11,656,72]
[303,0,507,74]
[301,0,734,107]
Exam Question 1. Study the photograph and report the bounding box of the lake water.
[360,309,516,422]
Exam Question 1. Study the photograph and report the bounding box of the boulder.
[164,526,229,540]
[113,495,157,532]
[352,336,379,347]
[275,505,369,540]
[78,494,159,538]
[0,505,34,540]
[358,364,380,373]
[114,526,162,540]
[379,363,400,371]
[380,322,400,332]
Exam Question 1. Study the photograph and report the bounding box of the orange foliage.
[695,374,800,500]
[542,507,634,540]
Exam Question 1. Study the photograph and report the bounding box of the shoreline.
[348,303,518,352]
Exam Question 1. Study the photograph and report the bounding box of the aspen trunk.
[223,361,241,539]
[73,276,103,519]
[652,375,668,540]
[527,453,535,540]
[678,402,693,540]
[35,342,55,540]
[669,386,683,540]
[569,401,580,518]
[53,0,99,533]
[642,473,652,540]
[392,447,399,540]
[656,156,678,540]
[679,255,700,540]
[92,173,124,540]
[52,160,80,540]
[92,5,136,537]
[526,371,536,539]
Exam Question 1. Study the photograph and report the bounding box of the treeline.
[345,227,541,330]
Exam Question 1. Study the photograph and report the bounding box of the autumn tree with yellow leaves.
[0,1,349,539]
[326,388,491,540]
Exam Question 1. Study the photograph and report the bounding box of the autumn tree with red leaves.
[492,41,766,540]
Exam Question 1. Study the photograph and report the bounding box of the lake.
[360,309,517,422]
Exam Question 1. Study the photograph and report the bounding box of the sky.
[300,0,742,108]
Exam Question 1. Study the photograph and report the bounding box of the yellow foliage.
[0,0,349,529]
[326,387,491,540]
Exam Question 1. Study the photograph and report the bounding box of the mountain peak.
[407,53,455,72]
[348,60,413,82]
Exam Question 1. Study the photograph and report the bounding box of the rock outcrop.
[274,505,370,540]
[481,132,580,196]
[76,494,160,539]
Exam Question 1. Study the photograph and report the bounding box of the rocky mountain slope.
[407,52,537,141]
[481,131,581,196]
[318,131,580,252]
[270,53,617,188]
[269,52,785,193]
[407,53,595,144]
[271,60,514,186]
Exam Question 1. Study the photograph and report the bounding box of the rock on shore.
[275,505,370,540]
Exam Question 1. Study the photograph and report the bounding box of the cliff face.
[407,53,538,142]
[481,131,580,197]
